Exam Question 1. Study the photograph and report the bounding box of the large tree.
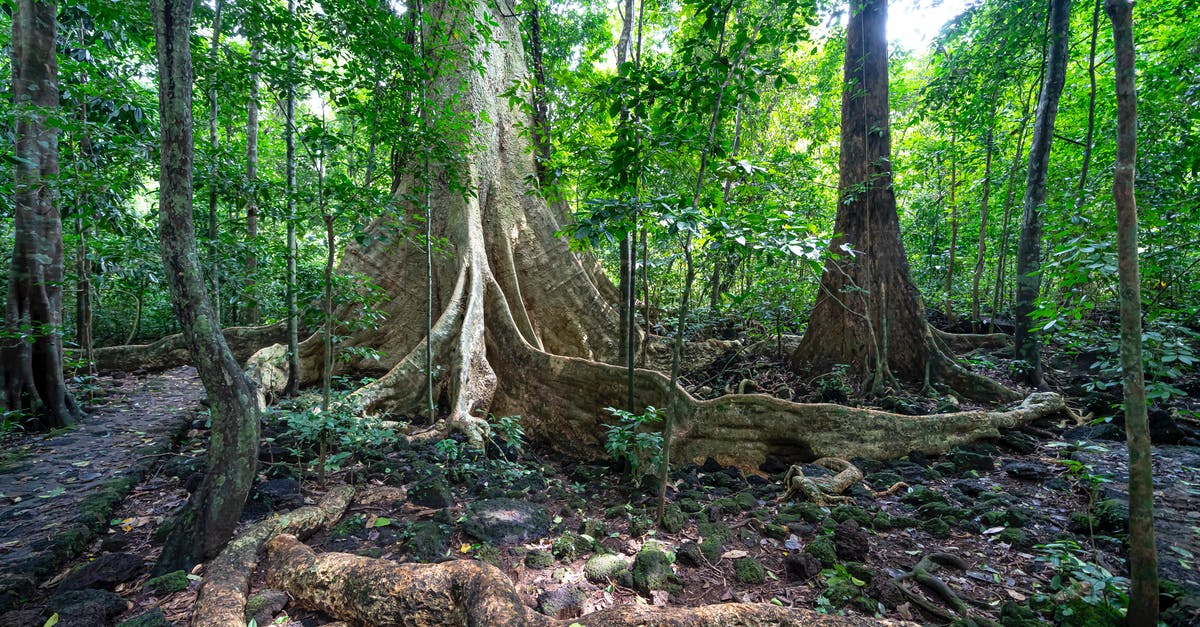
[788,0,1015,403]
[3,0,82,430]
[1012,0,1071,387]
[246,0,1061,471]
[151,0,262,574]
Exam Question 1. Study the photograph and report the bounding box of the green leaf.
[372,517,392,528]
[43,614,59,627]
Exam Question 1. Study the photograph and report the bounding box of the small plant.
[434,438,464,462]
[487,414,526,458]
[815,564,871,615]
[603,406,663,477]
[814,364,852,402]
[1034,540,1129,621]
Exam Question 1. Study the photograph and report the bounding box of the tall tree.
[284,0,301,396]
[151,0,262,573]
[243,40,261,325]
[1107,0,1158,621]
[3,0,82,429]
[790,0,1014,403]
[1012,0,1070,387]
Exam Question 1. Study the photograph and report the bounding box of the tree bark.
[990,81,1035,332]
[1076,0,1102,208]
[1106,0,1158,622]
[284,0,301,397]
[790,0,1014,403]
[90,322,287,372]
[527,0,551,185]
[971,104,996,331]
[207,0,224,325]
[243,40,261,325]
[150,0,262,575]
[3,0,82,430]
[945,135,958,325]
[1013,0,1070,387]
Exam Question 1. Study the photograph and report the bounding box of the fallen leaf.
[721,550,748,560]
[1007,589,1027,601]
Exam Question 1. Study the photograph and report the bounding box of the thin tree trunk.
[527,0,551,185]
[991,82,1036,332]
[207,0,224,325]
[4,0,81,429]
[945,134,958,325]
[1013,0,1071,387]
[151,0,262,574]
[284,0,301,396]
[971,101,997,331]
[244,40,261,325]
[1077,0,1102,208]
[1106,1,1158,622]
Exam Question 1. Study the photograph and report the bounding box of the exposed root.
[781,458,864,506]
[90,322,287,372]
[192,485,354,627]
[932,327,1012,353]
[265,534,913,626]
[871,481,909,498]
[892,553,1000,627]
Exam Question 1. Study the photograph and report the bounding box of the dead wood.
[265,534,913,627]
[191,485,353,627]
[91,322,287,372]
[781,458,864,505]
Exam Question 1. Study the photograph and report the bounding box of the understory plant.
[603,406,663,477]
[1032,539,1129,624]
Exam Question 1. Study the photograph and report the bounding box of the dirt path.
[0,367,203,610]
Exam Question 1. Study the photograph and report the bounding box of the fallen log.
[191,485,354,627]
[90,322,288,372]
[266,534,914,627]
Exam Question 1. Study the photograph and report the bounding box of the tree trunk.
[971,103,996,331]
[789,0,1013,403]
[3,0,82,430]
[1077,0,1102,208]
[284,0,301,397]
[243,40,261,325]
[1013,0,1070,387]
[207,0,224,325]
[245,0,1047,471]
[1106,0,1158,621]
[990,82,1035,332]
[527,0,551,185]
[150,0,262,575]
[265,533,912,627]
[945,135,958,325]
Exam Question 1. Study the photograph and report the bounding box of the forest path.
[0,367,202,610]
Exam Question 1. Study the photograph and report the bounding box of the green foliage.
[1034,540,1129,622]
[602,406,663,477]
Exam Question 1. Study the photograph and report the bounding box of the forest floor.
[1,335,1200,627]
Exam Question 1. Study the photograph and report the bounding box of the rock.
[1004,461,1054,481]
[952,479,986,497]
[407,520,450,562]
[865,577,904,610]
[921,517,951,538]
[759,456,790,474]
[58,553,144,592]
[631,543,676,594]
[117,608,172,627]
[948,449,994,472]
[461,499,550,545]
[997,430,1038,454]
[833,520,870,562]
[676,542,705,568]
[830,505,872,527]
[524,549,555,569]
[143,570,189,596]
[675,499,703,514]
[997,528,1032,547]
[917,502,964,520]
[245,589,289,626]
[409,475,453,508]
[1093,499,1129,533]
[864,471,903,490]
[551,532,591,561]
[536,585,586,619]
[584,554,631,585]
[804,536,837,567]
[0,610,48,627]
[628,517,653,538]
[578,518,605,538]
[733,492,757,511]
[901,486,946,507]
[784,551,822,581]
[47,589,128,627]
[661,504,686,533]
[701,457,724,473]
[253,478,302,511]
[1162,593,1200,627]
[980,507,1031,528]
[733,557,765,584]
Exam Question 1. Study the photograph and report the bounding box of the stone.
[921,517,951,538]
[833,520,870,562]
[864,472,904,490]
[253,478,302,511]
[952,479,986,497]
[461,498,550,545]
[628,516,653,538]
[551,532,590,561]
[701,457,724,473]
[917,502,964,520]
[733,492,757,511]
[58,553,144,592]
[244,590,288,627]
[784,551,822,581]
[804,536,837,567]
[676,541,705,568]
[47,589,128,627]
[865,577,904,610]
[524,549,554,569]
[584,554,631,585]
[660,504,686,533]
[901,486,946,507]
[733,557,765,584]
[578,518,605,538]
[830,505,872,527]
[1004,461,1053,481]
[407,520,450,562]
[1093,499,1129,533]
[143,570,189,596]
[997,527,1032,547]
[409,475,453,508]
[631,543,676,594]
[536,585,586,619]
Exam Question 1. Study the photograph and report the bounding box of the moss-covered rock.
[628,516,653,538]
[918,502,965,520]
[676,498,704,515]
[475,543,501,566]
[733,492,758,511]
[631,542,677,594]
[921,517,951,538]
[525,549,555,569]
[830,505,873,527]
[143,569,189,595]
[551,532,590,561]
[116,608,171,627]
[584,553,632,586]
[733,557,765,584]
[407,520,451,562]
[997,527,1032,548]
[661,504,686,534]
[579,518,606,538]
[1093,499,1128,534]
[901,486,947,507]
[805,536,837,567]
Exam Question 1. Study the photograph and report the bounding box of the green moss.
[552,532,590,561]
[661,505,686,534]
[525,549,554,569]
[997,528,1031,547]
[733,557,765,584]
[918,502,965,520]
[144,570,189,595]
[805,536,837,566]
[631,543,676,594]
[921,517,951,538]
[1093,499,1128,533]
[475,543,500,566]
[676,499,703,514]
[579,518,606,538]
[584,553,632,586]
[332,514,365,539]
[831,505,873,526]
[733,492,757,511]
[901,486,946,507]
